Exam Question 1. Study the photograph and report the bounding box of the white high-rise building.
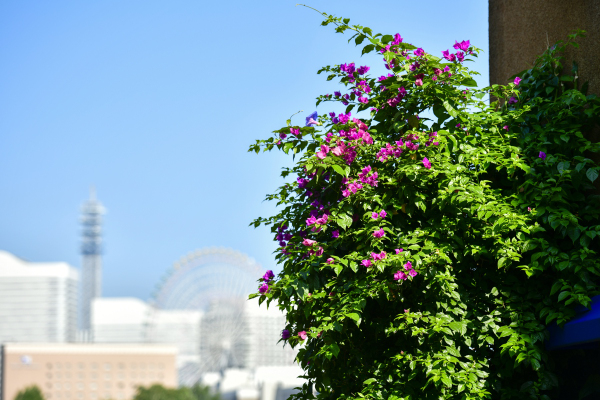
[243,298,297,368]
[79,187,105,335]
[0,250,79,343]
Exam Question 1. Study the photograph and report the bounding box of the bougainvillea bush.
[249,10,600,400]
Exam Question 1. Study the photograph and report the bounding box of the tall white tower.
[79,186,105,336]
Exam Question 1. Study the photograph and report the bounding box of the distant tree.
[14,386,44,400]
[133,384,220,400]
[190,384,222,400]
[133,384,194,400]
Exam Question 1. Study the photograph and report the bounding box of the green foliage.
[14,386,44,400]
[133,384,220,400]
[250,12,600,400]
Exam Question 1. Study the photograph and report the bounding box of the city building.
[242,299,297,369]
[1,343,177,400]
[0,250,78,344]
[91,298,202,385]
[79,188,105,335]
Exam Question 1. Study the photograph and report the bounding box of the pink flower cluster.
[358,165,378,187]
[424,131,439,147]
[371,210,387,219]
[340,62,370,84]
[394,261,418,281]
[386,86,407,108]
[371,251,386,261]
[372,228,385,238]
[316,144,330,159]
[341,177,363,198]
[306,212,329,232]
[442,40,470,63]
[376,141,403,162]
[330,141,357,165]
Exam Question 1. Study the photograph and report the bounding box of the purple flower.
[456,51,465,62]
[394,271,407,281]
[453,40,470,52]
[334,91,341,97]
[392,33,403,45]
[281,329,291,340]
[263,270,275,281]
[361,259,372,268]
[302,239,316,246]
[332,230,339,238]
[279,132,287,139]
[508,96,518,105]
[357,65,370,75]
[539,151,547,161]
[414,48,425,57]
[372,212,379,219]
[422,157,432,169]
[408,269,418,277]
[514,76,522,85]
[373,228,385,238]
[503,125,509,131]
[259,284,269,295]
[379,210,387,219]
[442,50,456,62]
[305,111,319,126]
[404,261,413,270]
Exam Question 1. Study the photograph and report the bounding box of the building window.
[47,363,53,369]
[46,373,53,379]
[118,363,125,370]
[78,363,85,369]
[104,363,111,371]
[56,363,62,369]
[91,363,98,370]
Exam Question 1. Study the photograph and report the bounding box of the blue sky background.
[0,0,489,300]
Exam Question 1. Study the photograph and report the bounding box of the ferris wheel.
[150,247,264,381]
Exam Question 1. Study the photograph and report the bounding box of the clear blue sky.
[0,0,489,300]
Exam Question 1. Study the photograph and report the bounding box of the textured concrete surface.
[489,0,600,95]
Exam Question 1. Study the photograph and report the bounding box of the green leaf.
[557,161,570,174]
[332,164,347,177]
[363,378,376,385]
[380,34,393,43]
[586,168,599,183]
[248,293,259,300]
[330,343,340,357]
[441,374,452,388]
[443,101,459,118]
[557,291,570,302]
[337,213,353,230]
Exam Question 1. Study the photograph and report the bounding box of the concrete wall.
[489,0,600,95]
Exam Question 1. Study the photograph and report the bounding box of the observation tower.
[79,187,106,334]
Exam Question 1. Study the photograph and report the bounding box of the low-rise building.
[1,343,177,400]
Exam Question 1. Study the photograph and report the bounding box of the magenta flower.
[315,246,324,256]
[414,73,424,86]
[259,284,269,295]
[332,230,339,238]
[290,128,301,137]
[394,271,408,281]
[373,228,385,238]
[408,269,418,277]
[302,239,316,246]
[372,212,379,219]
[456,51,465,62]
[281,329,291,340]
[298,331,308,340]
[414,48,425,57]
[442,50,456,62]
[453,40,470,52]
[361,259,372,268]
[508,96,518,105]
[395,248,403,254]
[503,125,509,131]
[539,151,547,161]
[422,157,432,169]
[392,33,403,45]
[357,65,370,75]
[305,111,319,126]
[514,76,522,85]
[263,270,275,281]
[279,132,287,139]
[326,258,334,265]
[379,210,387,219]
[404,261,413,271]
